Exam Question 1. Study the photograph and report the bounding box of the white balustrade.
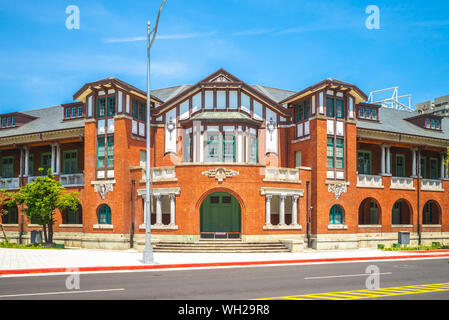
[60,173,84,187]
[265,167,300,183]
[391,176,414,190]
[357,174,383,188]
[0,177,19,190]
[421,179,443,192]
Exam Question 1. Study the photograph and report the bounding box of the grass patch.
[0,242,64,249]
[379,242,449,251]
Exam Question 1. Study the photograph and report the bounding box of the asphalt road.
[1,258,449,300]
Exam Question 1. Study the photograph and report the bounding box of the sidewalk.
[1,247,449,275]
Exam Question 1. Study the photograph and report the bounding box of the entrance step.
[153,241,290,253]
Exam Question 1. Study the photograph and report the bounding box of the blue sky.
[0,0,448,113]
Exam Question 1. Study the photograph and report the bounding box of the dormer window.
[1,115,16,128]
[357,104,379,121]
[64,104,84,120]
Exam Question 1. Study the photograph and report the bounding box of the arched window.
[2,203,18,224]
[330,205,344,225]
[63,205,82,225]
[98,204,111,225]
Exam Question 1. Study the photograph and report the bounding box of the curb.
[1,252,449,276]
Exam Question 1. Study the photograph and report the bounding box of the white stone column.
[169,194,176,226]
[381,145,386,175]
[265,194,272,225]
[412,148,417,177]
[51,144,56,173]
[279,195,286,226]
[19,148,24,176]
[55,144,61,174]
[24,147,29,177]
[155,195,162,225]
[386,145,391,175]
[291,195,299,226]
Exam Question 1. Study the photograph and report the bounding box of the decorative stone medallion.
[94,182,114,199]
[328,182,348,200]
[202,168,239,182]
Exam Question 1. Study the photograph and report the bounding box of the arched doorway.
[200,191,241,239]
[359,198,381,225]
[392,199,412,225]
[423,200,440,225]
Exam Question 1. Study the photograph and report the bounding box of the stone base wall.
[4,230,449,251]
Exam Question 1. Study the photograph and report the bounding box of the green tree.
[14,168,80,243]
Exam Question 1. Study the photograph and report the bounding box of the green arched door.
[200,192,241,239]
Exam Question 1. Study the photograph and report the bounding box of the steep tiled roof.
[356,107,449,140]
[0,106,84,138]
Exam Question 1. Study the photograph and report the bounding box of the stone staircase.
[152,240,291,253]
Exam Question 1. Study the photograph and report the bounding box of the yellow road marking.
[254,282,449,300]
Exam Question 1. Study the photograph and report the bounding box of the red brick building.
[1,69,448,250]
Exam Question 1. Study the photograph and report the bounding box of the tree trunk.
[48,223,53,243]
[42,224,48,243]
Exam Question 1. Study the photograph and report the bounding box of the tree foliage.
[11,169,80,243]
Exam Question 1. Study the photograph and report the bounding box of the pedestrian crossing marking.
[255,282,449,300]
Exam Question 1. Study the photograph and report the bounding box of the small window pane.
[217,91,226,109]
[229,91,238,109]
[205,91,213,109]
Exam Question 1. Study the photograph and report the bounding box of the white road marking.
[0,288,125,298]
[305,272,392,280]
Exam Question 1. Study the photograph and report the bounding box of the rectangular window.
[180,100,189,120]
[139,102,145,121]
[132,100,139,119]
[183,133,192,163]
[1,117,6,128]
[63,150,78,174]
[249,135,258,164]
[223,133,236,163]
[430,158,438,179]
[295,151,302,168]
[436,120,441,129]
[217,90,226,109]
[327,137,335,168]
[107,97,116,116]
[426,118,431,128]
[41,153,51,176]
[297,103,303,122]
[65,108,71,119]
[71,107,77,118]
[1,156,14,178]
[140,150,146,167]
[336,100,344,119]
[206,133,219,162]
[6,117,11,127]
[360,107,365,118]
[97,138,106,168]
[107,136,114,168]
[366,108,371,119]
[336,138,344,169]
[357,151,371,175]
[304,100,309,120]
[241,93,250,113]
[253,101,263,120]
[395,154,405,177]
[229,91,238,109]
[326,98,334,117]
[431,119,436,129]
[192,93,202,112]
[78,106,83,117]
[98,98,106,117]
[205,90,214,109]
[11,116,15,127]
[372,108,377,120]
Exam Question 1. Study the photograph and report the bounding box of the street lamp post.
[142,0,167,264]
